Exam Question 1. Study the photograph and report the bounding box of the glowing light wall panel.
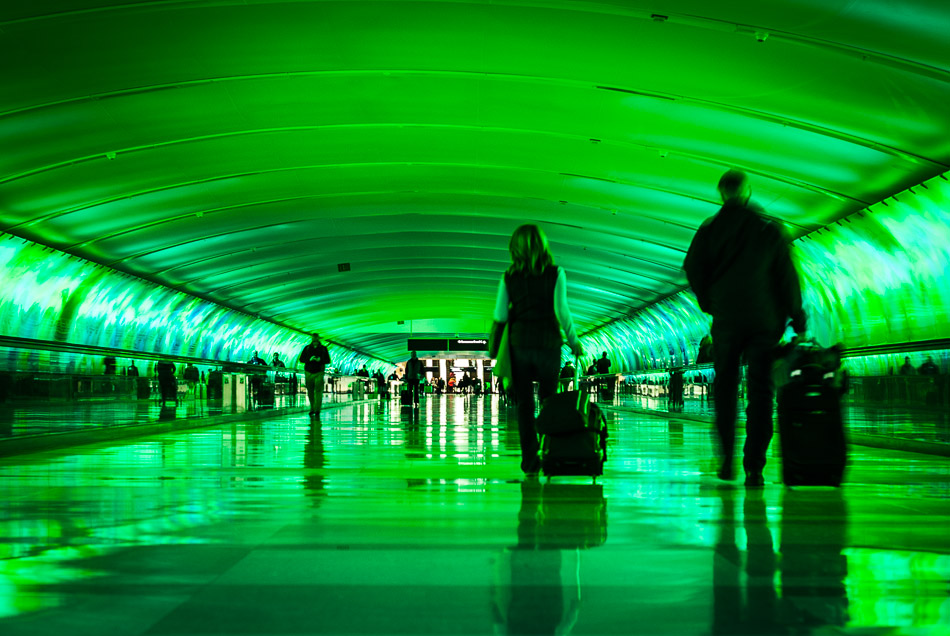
[0,234,383,372]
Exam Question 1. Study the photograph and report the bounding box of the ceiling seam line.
[2,158,865,235]
[0,69,941,170]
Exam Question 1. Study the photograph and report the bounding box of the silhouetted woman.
[491,224,584,474]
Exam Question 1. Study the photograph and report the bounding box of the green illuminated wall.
[0,234,387,374]
[582,172,950,372]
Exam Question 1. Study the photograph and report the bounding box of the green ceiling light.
[0,233,383,371]
[581,171,950,371]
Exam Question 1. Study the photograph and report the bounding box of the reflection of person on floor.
[493,480,581,636]
[713,491,778,635]
[302,424,326,506]
[780,489,849,628]
[713,489,848,634]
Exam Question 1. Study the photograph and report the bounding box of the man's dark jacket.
[684,200,806,335]
[299,343,331,374]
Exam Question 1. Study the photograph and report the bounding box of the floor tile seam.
[601,405,950,458]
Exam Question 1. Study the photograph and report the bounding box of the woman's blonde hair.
[507,224,554,275]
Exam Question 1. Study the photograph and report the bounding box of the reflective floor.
[0,395,947,635]
[0,392,349,439]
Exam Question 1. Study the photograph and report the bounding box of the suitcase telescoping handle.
[573,355,585,413]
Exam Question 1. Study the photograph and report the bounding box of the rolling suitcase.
[535,389,608,479]
[774,341,847,486]
[400,388,413,406]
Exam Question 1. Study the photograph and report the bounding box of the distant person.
[127,361,140,377]
[183,363,199,383]
[271,352,287,385]
[595,351,613,397]
[247,351,266,366]
[356,365,370,378]
[559,361,576,392]
[490,224,584,474]
[373,370,388,399]
[298,333,331,418]
[899,356,916,375]
[585,362,597,394]
[155,359,177,405]
[404,352,424,407]
[919,356,939,375]
[596,352,610,375]
[103,356,117,376]
[684,169,806,488]
[437,377,445,394]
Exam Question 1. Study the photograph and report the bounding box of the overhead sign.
[448,338,489,352]
[407,338,447,351]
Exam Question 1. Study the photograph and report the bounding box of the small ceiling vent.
[337,263,351,272]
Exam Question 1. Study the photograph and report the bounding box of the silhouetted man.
[684,169,806,487]
[919,356,939,375]
[298,333,331,418]
[899,356,916,375]
[405,351,424,407]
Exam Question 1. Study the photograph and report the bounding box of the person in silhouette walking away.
[684,169,806,487]
[490,224,584,474]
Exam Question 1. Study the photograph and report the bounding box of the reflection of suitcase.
[536,392,608,478]
[537,483,607,549]
[775,342,846,486]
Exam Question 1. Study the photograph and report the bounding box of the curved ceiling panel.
[2,0,948,361]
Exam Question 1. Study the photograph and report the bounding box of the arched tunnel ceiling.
[2,0,949,362]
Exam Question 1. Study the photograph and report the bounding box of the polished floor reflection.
[0,395,947,635]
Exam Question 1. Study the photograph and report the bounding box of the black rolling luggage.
[400,388,413,406]
[535,389,608,478]
[136,377,151,400]
[774,341,847,486]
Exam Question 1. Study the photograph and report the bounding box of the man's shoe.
[717,462,734,481]
[744,472,765,488]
